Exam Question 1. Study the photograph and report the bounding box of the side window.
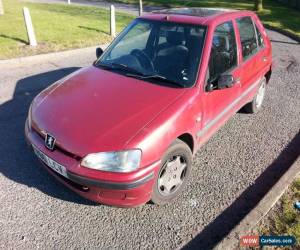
[236,16,258,60]
[208,21,237,83]
[255,24,265,47]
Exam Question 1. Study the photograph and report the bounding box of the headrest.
[166,31,185,45]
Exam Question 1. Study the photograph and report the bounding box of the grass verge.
[256,178,300,247]
[0,0,133,59]
[109,0,300,38]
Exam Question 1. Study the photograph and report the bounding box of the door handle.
[263,56,268,62]
[235,77,241,85]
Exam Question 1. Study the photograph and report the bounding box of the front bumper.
[25,120,160,207]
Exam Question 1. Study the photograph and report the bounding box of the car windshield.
[95,19,206,88]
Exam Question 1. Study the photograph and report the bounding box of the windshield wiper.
[95,62,145,76]
[95,62,113,69]
[96,63,185,88]
[127,73,185,88]
[111,63,145,76]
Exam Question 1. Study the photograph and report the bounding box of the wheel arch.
[265,67,272,84]
[177,133,194,154]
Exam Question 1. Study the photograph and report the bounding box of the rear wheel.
[151,139,192,205]
[243,77,266,114]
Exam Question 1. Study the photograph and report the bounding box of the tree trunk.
[0,0,4,15]
[254,0,263,11]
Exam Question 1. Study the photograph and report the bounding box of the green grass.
[258,178,300,246]
[1,0,299,59]
[109,0,300,37]
[0,0,133,59]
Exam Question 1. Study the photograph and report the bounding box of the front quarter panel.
[126,88,202,167]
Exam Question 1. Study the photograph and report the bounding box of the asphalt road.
[0,30,299,249]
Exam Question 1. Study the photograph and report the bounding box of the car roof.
[153,7,238,17]
[142,8,254,26]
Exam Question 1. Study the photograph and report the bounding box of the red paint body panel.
[25,9,272,207]
[32,66,185,157]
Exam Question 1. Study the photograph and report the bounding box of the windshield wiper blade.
[95,62,113,69]
[111,63,145,76]
[128,73,185,88]
[96,63,185,88]
[95,62,144,76]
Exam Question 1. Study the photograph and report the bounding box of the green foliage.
[107,0,300,37]
[255,0,263,12]
[258,178,300,247]
[0,0,133,59]
[0,0,299,59]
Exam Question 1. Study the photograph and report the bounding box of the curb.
[0,44,108,70]
[263,23,300,43]
[214,156,300,250]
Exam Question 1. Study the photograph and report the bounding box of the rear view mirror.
[217,75,234,89]
[96,47,104,58]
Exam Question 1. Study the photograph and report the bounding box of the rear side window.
[255,24,265,47]
[236,16,258,60]
[208,21,237,83]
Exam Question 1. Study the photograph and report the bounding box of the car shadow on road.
[184,131,300,250]
[0,67,96,206]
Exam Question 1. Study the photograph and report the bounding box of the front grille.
[32,126,81,161]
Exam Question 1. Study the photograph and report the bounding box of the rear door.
[253,17,271,77]
[236,16,264,96]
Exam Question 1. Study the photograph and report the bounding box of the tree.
[254,0,263,11]
[0,0,4,15]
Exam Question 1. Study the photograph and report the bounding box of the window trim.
[254,21,265,49]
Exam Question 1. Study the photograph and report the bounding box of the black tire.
[151,139,193,205]
[243,77,267,114]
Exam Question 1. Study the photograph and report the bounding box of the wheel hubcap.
[256,82,266,108]
[158,155,187,196]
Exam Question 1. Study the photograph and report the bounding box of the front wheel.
[151,139,192,205]
[243,77,266,114]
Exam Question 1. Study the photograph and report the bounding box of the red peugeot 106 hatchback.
[25,8,272,207]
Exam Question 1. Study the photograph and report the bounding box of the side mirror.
[96,47,104,58]
[217,74,234,89]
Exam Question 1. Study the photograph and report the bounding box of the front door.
[199,20,242,143]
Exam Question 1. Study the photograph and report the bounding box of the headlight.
[81,150,142,173]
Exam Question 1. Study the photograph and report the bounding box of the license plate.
[33,146,68,178]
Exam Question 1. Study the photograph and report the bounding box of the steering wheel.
[131,49,154,73]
